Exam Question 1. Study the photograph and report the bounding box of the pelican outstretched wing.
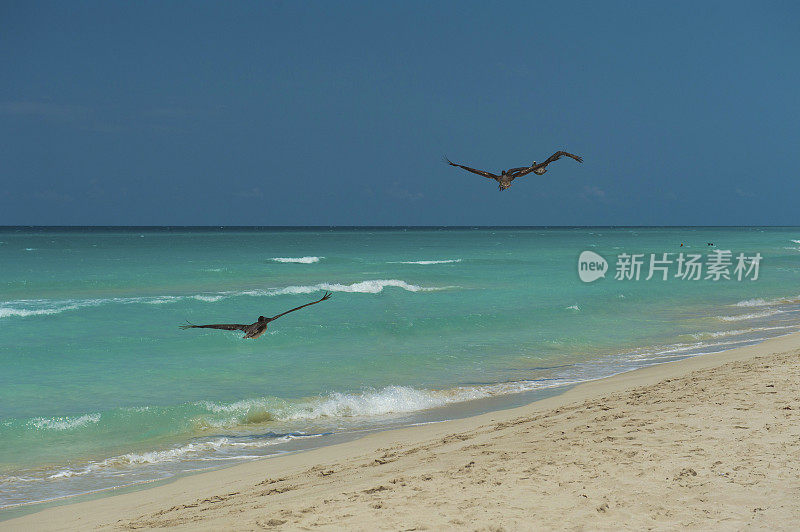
[541,150,583,166]
[269,292,332,321]
[505,166,531,176]
[179,322,248,331]
[444,156,499,179]
[513,151,583,177]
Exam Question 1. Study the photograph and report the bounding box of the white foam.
[566,305,580,310]
[30,413,101,431]
[716,309,784,322]
[0,280,445,319]
[691,325,795,340]
[196,379,573,429]
[0,305,82,318]
[289,386,449,419]
[271,257,322,264]
[143,296,182,305]
[191,295,226,302]
[268,279,443,295]
[791,240,800,244]
[43,435,317,479]
[389,259,462,265]
[735,295,800,307]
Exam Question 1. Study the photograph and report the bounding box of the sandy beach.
[5,332,800,531]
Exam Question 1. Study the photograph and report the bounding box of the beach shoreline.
[5,330,800,530]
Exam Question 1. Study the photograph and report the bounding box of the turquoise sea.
[1,227,799,509]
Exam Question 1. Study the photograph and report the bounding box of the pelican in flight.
[180,292,332,339]
[444,150,583,191]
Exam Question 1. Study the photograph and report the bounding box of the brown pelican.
[444,150,583,191]
[180,292,332,339]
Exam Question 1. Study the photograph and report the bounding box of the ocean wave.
[266,279,444,295]
[29,413,101,431]
[192,387,452,428]
[193,380,571,429]
[791,239,800,244]
[12,377,569,446]
[190,295,226,302]
[566,305,580,311]
[0,304,86,318]
[0,296,173,318]
[271,256,322,264]
[44,434,319,480]
[715,309,784,322]
[690,325,796,340]
[0,280,445,319]
[734,295,800,307]
[389,259,462,265]
[614,337,767,365]
[288,386,453,419]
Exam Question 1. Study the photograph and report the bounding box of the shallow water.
[1,226,799,508]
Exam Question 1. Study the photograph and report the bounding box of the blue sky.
[1,1,798,225]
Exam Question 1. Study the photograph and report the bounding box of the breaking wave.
[29,413,101,431]
[715,309,785,322]
[271,257,323,264]
[0,303,88,319]
[264,279,445,295]
[690,325,796,340]
[187,379,575,433]
[389,259,462,265]
[734,295,800,307]
[0,280,446,319]
[43,434,320,480]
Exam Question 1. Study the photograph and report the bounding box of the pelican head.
[258,315,266,322]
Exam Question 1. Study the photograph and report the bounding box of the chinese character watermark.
[578,250,761,283]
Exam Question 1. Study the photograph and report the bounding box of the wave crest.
[29,413,101,431]
[44,433,320,480]
[0,280,445,319]
[734,295,800,307]
[389,259,462,265]
[716,309,784,322]
[691,325,795,340]
[271,257,322,264]
[268,279,443,295]
[193,380,570,430]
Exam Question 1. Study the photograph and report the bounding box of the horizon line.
[1,225,799,230]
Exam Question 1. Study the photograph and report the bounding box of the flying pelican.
[180,292,332,339]
[444,150,583,191]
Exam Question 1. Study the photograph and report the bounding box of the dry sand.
[5,332,800,531]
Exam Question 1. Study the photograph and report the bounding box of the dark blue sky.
[2,1,798,225]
